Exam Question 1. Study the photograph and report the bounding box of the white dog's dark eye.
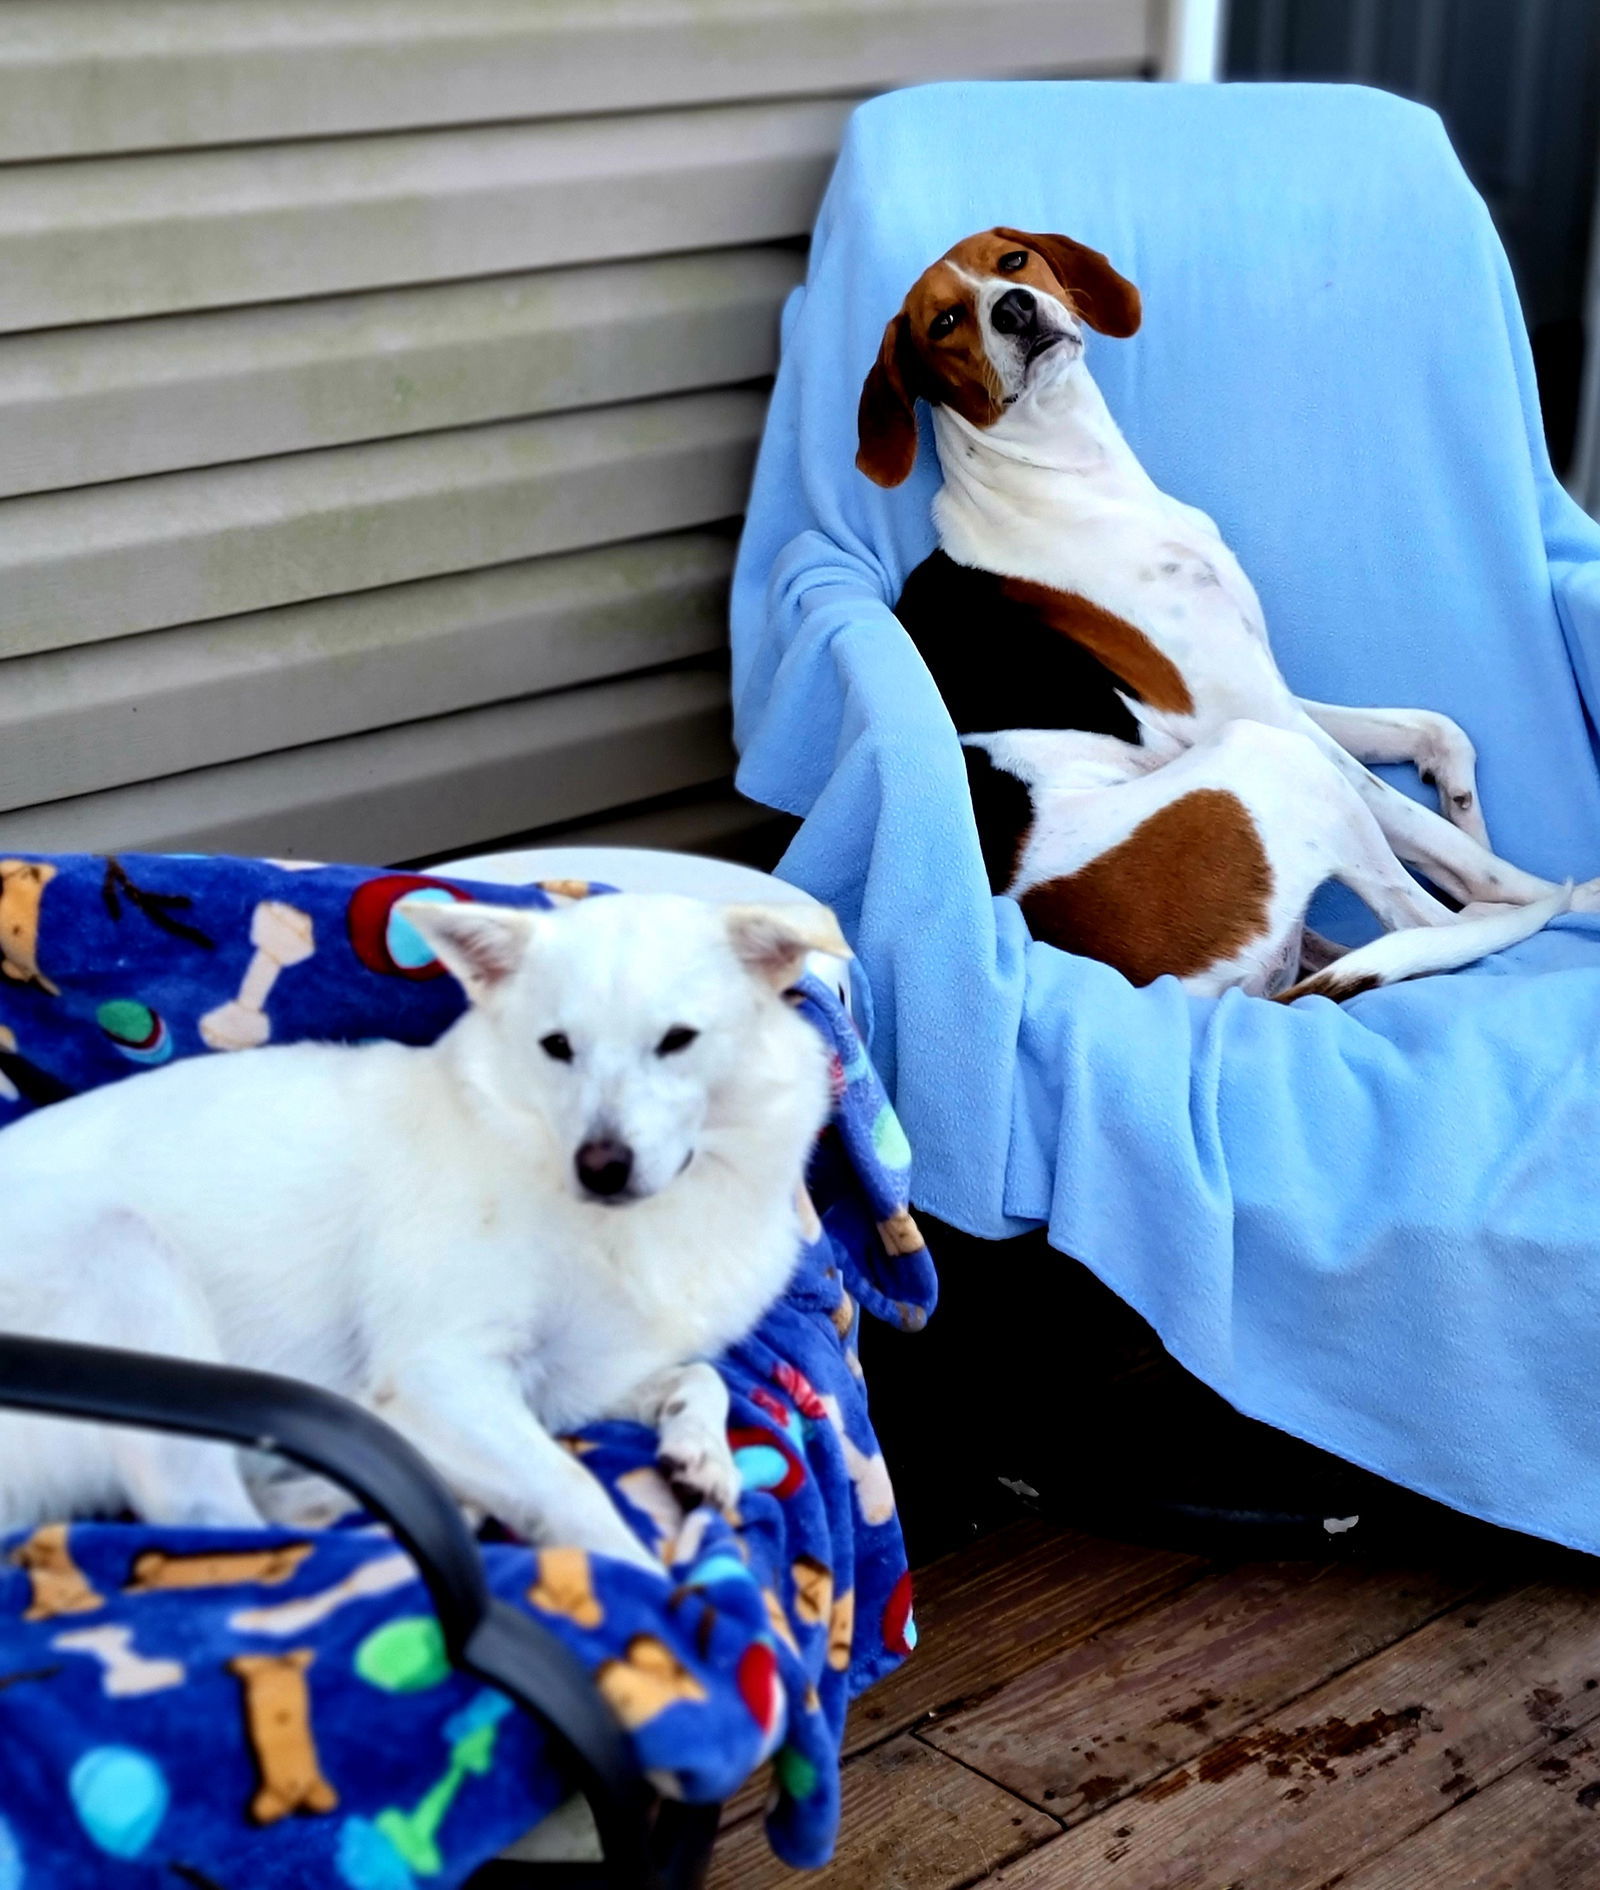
[656,1026,698,1056]
[998,250,1028,272]
[928,307,959,340]
[539,1032,574,1062]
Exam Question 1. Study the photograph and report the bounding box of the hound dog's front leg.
[374,1353,660,1570]
[1298,700,1489,846]
[607,1363,738,1513]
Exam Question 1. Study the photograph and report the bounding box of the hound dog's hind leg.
[1194,723,1562,999]
[1299,700,1489,846]
[1168,721,1464,993]
[1298,929,1351,975]
[993,719,1464,996]
[1288,708,1575,908]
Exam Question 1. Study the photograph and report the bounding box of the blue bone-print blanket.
[0,852,936,1887]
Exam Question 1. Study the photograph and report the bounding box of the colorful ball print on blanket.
[881,1569,917,1659]
[346,876,475,980]
[736,1640,784,1748]
[68,1745,170,1859]
[354,1615,452,1694]
[95,998,173,1066]
[730,1424,807,1501]
[869,1100,912,1175]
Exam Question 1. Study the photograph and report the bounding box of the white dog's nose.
[575,1138,634,1199]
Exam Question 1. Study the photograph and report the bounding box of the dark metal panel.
[1227,0,1599,467]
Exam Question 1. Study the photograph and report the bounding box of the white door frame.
[1162,0,1227,81]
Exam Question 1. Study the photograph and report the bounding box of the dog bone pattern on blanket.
[0,853,936,1886]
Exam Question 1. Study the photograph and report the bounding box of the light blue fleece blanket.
[731,79,1600,1555]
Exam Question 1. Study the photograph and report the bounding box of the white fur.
[0,893,845,1566]
[925,256,1600,986]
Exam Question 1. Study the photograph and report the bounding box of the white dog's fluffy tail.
[1275,883,1571,1005]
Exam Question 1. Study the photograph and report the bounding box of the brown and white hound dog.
[858,227,1590,1000]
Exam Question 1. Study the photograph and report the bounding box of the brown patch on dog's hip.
[1021,788,1272,984]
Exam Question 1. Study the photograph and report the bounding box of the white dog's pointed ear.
[724,903,852,991]
[397,899,540,1002]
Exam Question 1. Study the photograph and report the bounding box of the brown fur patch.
[900,252,1007,427]
[1020,789,1273,985]
[1000,577,1195,716]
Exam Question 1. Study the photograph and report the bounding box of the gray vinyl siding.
[0,0,1161,864]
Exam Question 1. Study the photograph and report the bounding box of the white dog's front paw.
[657,1427,740,1513]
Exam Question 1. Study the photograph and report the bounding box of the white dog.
[0,892,848,1568]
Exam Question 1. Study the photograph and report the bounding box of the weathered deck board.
[721,1519,1203,1834]
[707,1735,1057,1890]
[1334,1723,1600,1890]
[975,1579,1600,1889]
[850,1520,1205,1755]
[926,1558,1478,1820]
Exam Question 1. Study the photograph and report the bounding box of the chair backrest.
[736,80,1600,879]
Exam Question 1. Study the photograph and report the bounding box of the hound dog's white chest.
[938,467,1296,741]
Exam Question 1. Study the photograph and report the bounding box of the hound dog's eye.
[928,307,960,340]
[539,1032,575,1062]
[998,250,1029,273]
[656,1026,699,1057]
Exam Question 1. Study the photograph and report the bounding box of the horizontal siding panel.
[486,781,792,866]
[0,99,848,334]
[0,249,804,499]
[0,532,735,811]
[0,668,734,863]
[0,1,1156,160]
[0,389,762,658]
[0,0,1155,857]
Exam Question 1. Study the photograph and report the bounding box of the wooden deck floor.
[710,1517,1600,1890]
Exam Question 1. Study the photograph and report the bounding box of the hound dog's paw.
[657,1424,741,1514]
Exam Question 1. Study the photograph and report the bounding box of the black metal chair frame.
[0,1334,723,1890]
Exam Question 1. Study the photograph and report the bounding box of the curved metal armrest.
[0,1334,655,1881]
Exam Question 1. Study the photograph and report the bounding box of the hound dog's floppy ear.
[856,310,923,489]
[997,227,1142,338]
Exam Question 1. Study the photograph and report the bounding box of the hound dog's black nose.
[991,288,1037,336]
[576,1138,634,1198]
